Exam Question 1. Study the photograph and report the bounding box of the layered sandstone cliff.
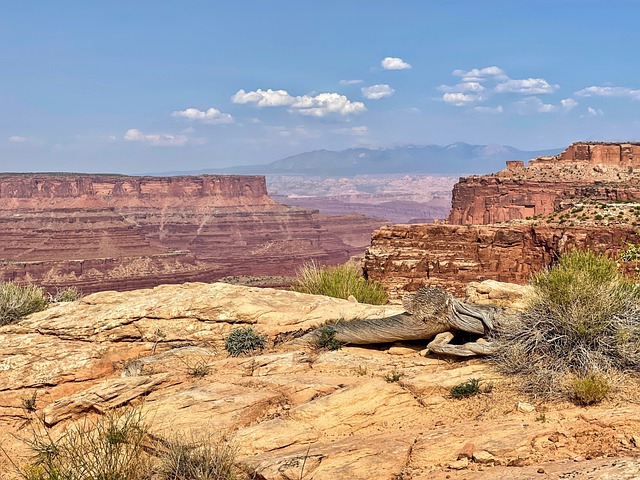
[365,143,640,298]
[0,174,382,292]
[448,142,640,225]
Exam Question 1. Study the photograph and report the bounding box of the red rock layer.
[364,224,640,300]
[448,142,640,225]
[0,174,383,293]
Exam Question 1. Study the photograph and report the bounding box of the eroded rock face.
[2,282,640,480]
[364,223,640,299]
[448,142,640,225]
[0,174,383,292]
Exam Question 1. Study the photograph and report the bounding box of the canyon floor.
[2,282,640,479]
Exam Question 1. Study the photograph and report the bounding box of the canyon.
[0,174,383,293]
[364,142,640,298]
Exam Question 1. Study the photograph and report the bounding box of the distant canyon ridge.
[0,174,382,293]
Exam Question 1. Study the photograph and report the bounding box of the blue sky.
[2,0,640,173]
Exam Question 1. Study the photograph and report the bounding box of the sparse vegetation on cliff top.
[492,250,640,402]
[0,282,48,326]
[291,261,388,305]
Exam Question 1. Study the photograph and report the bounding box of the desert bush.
[449,378,493,398]
[50,286,81,303]
[383,368,404,383]
[571,372,611,406]
[0,282,48,326]
[313,325,343,351]
[155,433,240,480]
[19,408,150,480]
[291,261,387,305]
[224,326,266,356]
[492,250,640,399]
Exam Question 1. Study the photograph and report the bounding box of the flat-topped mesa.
[0,174,274,209]
[447,142,640,225]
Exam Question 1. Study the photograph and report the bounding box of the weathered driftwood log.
[308,287,508,357]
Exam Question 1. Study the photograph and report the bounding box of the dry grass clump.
[0,282,48,326]
[291,261,387,305]
[13,408,250,480]
[492,250,640,402]
[224,326,266,357]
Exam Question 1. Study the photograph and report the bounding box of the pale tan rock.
[517,401,536,413]
[388,346,417,355]
[472,450,495,464]
[466,280,533,312]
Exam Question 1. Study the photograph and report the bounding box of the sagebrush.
[291,261,387,305]
[0,282,48,326]
[492,250,640,400]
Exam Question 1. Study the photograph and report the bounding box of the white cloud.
[438,82,485,93]
[381,57,412,70]
[575,86,640,100]
[442,92,481,106]
[587,107,604,116]
[473,105,503,114]
[172,107,233,124]
[8,135,27,143]
[124,128,191,147]
[334,126,369,136]
[232,88,295,107]
[452,66,507,82]
[495,78,559,94]
[232,88,365,117]
[361,84,395,100]
[560,98,578,111]
[339,79,364,85]
[513,96,558,114]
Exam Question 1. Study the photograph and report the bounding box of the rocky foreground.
[2,282,640,479]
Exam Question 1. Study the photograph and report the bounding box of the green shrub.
[571,373,611,406]
[224,327,266,357]
[313,326,343,351]
[0,282,48,326]
[291,261,387,305]
[383,368,404,383]
[449,378,492,398]
[50,286,81,303]
[492,250,640,399]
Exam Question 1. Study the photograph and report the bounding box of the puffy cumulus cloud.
[381,57,412,70]
[293,93,366,116]
[8,135,28,143]
[473,105,503,114]
[575,86,640,100]
[560,98,578,111]
[172,107,233,124]
[495,78,559,95]
[442,92,482,106]
[452,66,507,82]
[339,79,364,85]
[231,88,295,107]
[233,88,365,117]
[361,84,395,100]
[438,82,485,93]
[513,97,558,114]
[124,128,191,147]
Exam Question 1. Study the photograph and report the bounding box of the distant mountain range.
[162,143,563,176]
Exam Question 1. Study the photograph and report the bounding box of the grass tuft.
[571,372,611,406]
[0,282,48,326]
[291,261,387,305]
[313,326,344,351]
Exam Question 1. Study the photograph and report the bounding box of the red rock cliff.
[0,174,382,293]
[448,142,640,225]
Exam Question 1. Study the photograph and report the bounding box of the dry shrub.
[492,250,640,401]
[571,372,611,406]
[0,282,48,326]
[291,261,387,305]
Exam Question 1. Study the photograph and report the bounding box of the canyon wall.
[0,174,383,293]
[448,142,640,225]
[365,223,640,299]
[365,143,640,298]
